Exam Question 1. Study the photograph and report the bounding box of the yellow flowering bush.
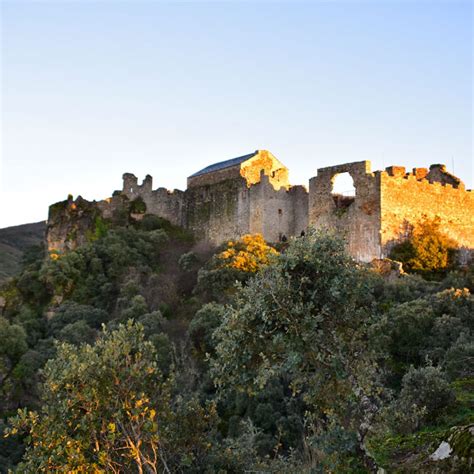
[217,234,278,273]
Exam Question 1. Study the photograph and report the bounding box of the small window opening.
[331,172,355,209]
[278,209,282,215]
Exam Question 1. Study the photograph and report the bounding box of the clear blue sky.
[1,0,472,228]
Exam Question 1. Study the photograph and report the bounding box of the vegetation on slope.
[0,217,472,472]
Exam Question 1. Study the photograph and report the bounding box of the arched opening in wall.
[331,172,356,209]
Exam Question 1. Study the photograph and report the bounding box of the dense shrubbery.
[0,223,473,472]
[6,322,219,473]
[370,287,473,387]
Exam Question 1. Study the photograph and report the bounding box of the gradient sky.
[1,0,472,228]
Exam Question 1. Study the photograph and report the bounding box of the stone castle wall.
[122,173,185,227]
[185,177,247,243]
[308,161,382,262]
[380,168,474,256]
[46,155,473,262]
[185,173,308,244]
[115,167,309,245]
[248,174,308,242]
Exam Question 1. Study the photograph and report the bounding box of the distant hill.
[0,221,46,282]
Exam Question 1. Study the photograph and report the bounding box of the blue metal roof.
[189,151,258,178]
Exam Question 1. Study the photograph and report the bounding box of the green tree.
[0,317,28,400]
[211,231,381,471]
[188,303,225,359]
[7,321,217,473]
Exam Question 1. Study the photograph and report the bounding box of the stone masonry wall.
[122,174,185,227]
[186,173,308,244]
[248,174,308,242]
[308,161,382,262]
[380,170,474,256]
[47,155,473,262]
[185,177,248,243]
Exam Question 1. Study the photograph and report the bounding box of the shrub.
[444,334,474,380]
[211,230,381,470]
[178,251,198,271]
[390,366,455,433]
[188,303,224,358]
[48,302,109,336]
[217,233,278,273]
[57,320,97,346]
[137,214,166,231]
[389,217,458,277]
[129,196,147,214]
[370,299,435,373]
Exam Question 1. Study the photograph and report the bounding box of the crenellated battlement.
[379,164,473,259]
[383,163,467,190]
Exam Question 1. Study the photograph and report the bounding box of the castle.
[47,150,474,262]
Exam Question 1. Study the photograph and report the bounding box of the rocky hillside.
[0,221,46,282]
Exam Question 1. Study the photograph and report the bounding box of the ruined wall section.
[248,174,308,242]
[249,175,291,240]
[291,185,309,237]
[47,194,127,254]
[47,196,97,254]
[122,173,185,227]
[426,164,462,187]
[380,168,474,256]
[48,157,473,260]
[308,161,382,262]
[186,172,308,245]
[185,176,249,244]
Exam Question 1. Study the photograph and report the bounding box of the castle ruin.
[47,150,474,262]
